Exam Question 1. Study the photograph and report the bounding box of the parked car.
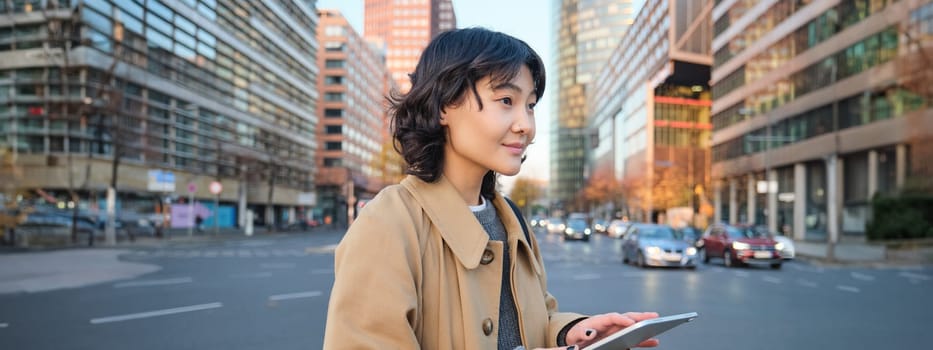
[546,217,565,235]
[621,223,697,268]
[562,217,591,241]
[699,223,782,269]
[606,219,631,238]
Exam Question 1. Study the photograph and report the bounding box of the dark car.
[621,223,697,268]
[562,217,591,241]
[698,223,782,269]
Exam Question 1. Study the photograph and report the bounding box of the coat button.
[480,249,495,265]
[482,318,494,335]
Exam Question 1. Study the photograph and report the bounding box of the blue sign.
[148,170,176,192]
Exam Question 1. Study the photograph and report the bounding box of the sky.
[314,0,554,193]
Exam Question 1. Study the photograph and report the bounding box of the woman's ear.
[439,112,449,126]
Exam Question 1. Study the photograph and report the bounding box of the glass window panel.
[145,28,172,50]
[147,13,173,35]
[117,10,144,34]
[147,0,173,21]
[82,8,112,34]
[115,0,144,18]
[174,30,196,49]
[174,15,197,35]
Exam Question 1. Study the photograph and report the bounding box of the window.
[325,125,342,134]
[325,59,345,68]
[325,141,342,150]
[325,108,343,117]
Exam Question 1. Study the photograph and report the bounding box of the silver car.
[621,224,698,269]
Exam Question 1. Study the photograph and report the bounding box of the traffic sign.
[187,182,197,194]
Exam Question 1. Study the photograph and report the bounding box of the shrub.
[867,194,933,241]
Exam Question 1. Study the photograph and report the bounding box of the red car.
[697,223,782,269]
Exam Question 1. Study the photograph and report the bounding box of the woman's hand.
[562,312,660,349]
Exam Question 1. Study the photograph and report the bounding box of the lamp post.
[210,181,222,235]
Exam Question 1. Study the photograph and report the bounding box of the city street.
[1,228,931,349]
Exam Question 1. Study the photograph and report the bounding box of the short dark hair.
[389,27,545,200]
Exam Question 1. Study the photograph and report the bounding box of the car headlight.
[565,228,573,234]
[775,242,785,251]
[645,246,662,256]
[584,228,591,235]
[686,247,697,255]
[732,241,750,250]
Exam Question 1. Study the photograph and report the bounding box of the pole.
[188,191,194,236]
[214,194,219,235]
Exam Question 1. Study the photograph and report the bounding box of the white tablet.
[582,312,698,350]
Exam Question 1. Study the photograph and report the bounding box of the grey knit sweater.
[472,199,523,350]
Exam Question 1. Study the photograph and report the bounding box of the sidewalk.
[0,249,159,295]
[0,226,345,295]
[793,240,933,266]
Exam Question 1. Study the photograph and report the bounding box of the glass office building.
[710,0,933,241]
[551,0,641,211]
[0,0,320,229]
[588,0,713,222]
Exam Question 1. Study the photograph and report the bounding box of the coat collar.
[402,175,490,269]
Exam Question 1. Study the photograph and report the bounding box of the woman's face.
[440,65,537,178]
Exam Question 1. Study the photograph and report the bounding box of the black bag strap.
[504,197,531,243]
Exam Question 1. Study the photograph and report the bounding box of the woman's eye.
[528,102,537,110]
[499,97,513,106]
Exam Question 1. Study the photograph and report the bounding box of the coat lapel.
[402,175,489,269]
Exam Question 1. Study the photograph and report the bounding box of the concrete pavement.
[0,249,159,294]
[0,227,344,295]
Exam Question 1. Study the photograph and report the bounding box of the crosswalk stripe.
[850,272,876,281]
[837,285,860,293]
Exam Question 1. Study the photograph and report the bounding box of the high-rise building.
[710,0,933,242]
[588,0,714,223]
[0,0,320,239]
[316,8,396,227]
[364,0,455,93]
[551,0,641,211]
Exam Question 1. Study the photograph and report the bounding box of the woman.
[323,27,659,350]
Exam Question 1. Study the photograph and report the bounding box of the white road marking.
[762,276,782,284]
[289,250,306,257]
[268,291,322,301]
[620,271,648,278]
[230,272,273,279]
[850,272,876,281]
[187,251,201,258]
[114,277,193,288]
[796,279,818,288]
[205,251,219,258]
[254,251,270,257]
[237,250,253,258]
[222,250,235,257]
[790,264,824,273]
[837,285,860,293]
[734,271,749,278]
[0,323,8,328]
[311,269,334,275]
[90,302,222,324]
[572,273,601,281]
[899,272,931,281]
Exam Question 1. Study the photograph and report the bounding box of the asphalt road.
[1,227,930,349]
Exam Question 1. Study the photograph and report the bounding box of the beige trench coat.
[323,175,584,349]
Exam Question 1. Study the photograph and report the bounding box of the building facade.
[551,0,641,211]
[363,0,455,93]
[0,0,320,232]
[588,0,714,223]
[710,0,933,242]
[316,9,395,227]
